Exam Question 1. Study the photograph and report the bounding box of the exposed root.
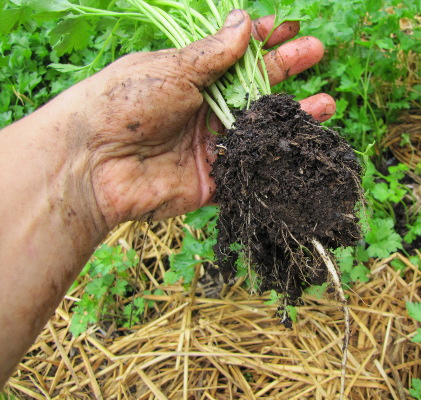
[312,239,350,400]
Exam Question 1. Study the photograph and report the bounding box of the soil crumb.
[212,94,362,303]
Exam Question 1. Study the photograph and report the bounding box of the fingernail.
[223,9,246,28]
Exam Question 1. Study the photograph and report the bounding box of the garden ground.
[4,218,420,400]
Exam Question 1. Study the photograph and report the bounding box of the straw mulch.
[4,219,421,400]
[382,111,421,174]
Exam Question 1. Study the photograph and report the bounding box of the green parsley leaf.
[50,18,93,56]
[70,294,98,337]
[410,378,421,400]
[27,0,73,13]
[264,289,281,305]
[365,218,403,259]
[407,302,421,322]
[350,264,370,283]
[371,182,389,202]
[286,305,297,322]
[184,206,218,229]
[223,79,247,109]
[404,214,421,244]
[169,253,202,284]
[304,283,328,299]
[335,247,354,273]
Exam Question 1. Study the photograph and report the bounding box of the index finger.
[252,15,300,48]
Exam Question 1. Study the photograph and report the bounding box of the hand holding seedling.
[0,10,335,387]
[64,10,336,229]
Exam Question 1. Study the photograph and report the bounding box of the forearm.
[0,90,107,386]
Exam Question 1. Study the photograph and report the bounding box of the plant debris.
[212,94,363,302]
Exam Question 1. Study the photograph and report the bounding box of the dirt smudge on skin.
[127,121,141,132]
[212,94,362,304]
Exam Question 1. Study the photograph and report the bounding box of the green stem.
[129,0,188,47]
[175,15,207,39]
[152,0,217,34]
[208,84,236,127]
[251,38,271,93]
[234,63,249,92]
[203,92,234,129]
[86,19,121,74]
[74,5,146,19]
[182,0,198,40]
[204,0,223,27]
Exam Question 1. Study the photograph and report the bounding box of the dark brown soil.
[212,94,362,304]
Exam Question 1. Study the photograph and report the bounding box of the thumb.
[180,10,252,90]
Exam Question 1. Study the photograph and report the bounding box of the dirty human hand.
[0,9,335,387]
[60,9,335,230]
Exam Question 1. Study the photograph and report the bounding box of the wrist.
[4,85,109,246]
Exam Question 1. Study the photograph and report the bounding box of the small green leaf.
[286,305,297,323]
[122,297,145,327]
[110,279,128,296]
[223,79,247,109]
[371,182,389,202]
[49,63,88,73]
[355,246,369,262]
[163,270,180,285]
[412,330,421,343]
[86,274,114,299]
[305,283,327,299]
[391,259,406,272]
[184,206,218,229]
[272,3,310,28]
[229,242,244,252]
[409,256,421,268]
[0,8,21,35]
[376,38,395,50]
[365,218,403,259]
[50,18,93,56]
[350,264,370,283]
[27,0,73,12]
[182,230,206,255]
[410,378,421,400]
[70,294,98,337]
[335,247,354,273]
[404,214,421,244]
[406,302,421,322]
[264,289,280,305]
[169,253,202,284]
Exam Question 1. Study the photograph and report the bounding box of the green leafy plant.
[264,289,297,324]
[361,160,420,258]
[69,244,161,336]
[410,378,421,400]
[406,302,421,343]
[229,242,261,291]
[164,206,218,285]
[335,246,370,284]
[0,23,74,127]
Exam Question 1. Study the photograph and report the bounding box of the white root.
[311,239,350,400]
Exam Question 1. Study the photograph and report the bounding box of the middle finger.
[263,36,325,86]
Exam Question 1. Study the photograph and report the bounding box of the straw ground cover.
[2,218,420,400]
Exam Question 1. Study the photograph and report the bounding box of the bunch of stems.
[126,0,272,129]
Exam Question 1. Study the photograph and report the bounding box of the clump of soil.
[212,94,362,304]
